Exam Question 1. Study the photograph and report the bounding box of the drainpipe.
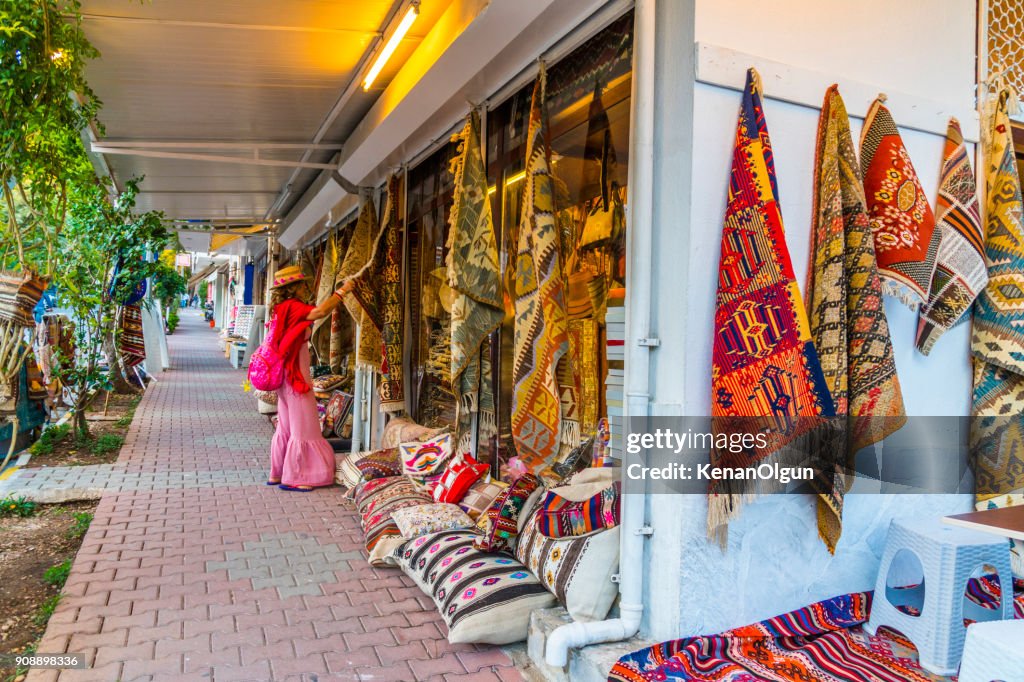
[545,0,657,667]
[351,322,365,455]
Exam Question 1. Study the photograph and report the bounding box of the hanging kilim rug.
[310,232,341,361]
[119,305,146,369]
[608,581,1024,682]
[806,86,906,552]
[916,119,987,354]
[347,175,405,413]
[446,111,505,454]
[337,198,383,372]
[708,68,835,546]
[330,221,356,373]
[972,88,1024,377]
[971,87,1024,560]
[511,64,570,472]
[972,362,1024,578]
[860,98,940,309]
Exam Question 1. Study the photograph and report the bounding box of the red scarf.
[271,299,315,394]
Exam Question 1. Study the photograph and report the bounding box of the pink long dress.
[269,334,335,487]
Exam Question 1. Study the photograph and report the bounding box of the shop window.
[485,11,634,473]
[405,142,460,429]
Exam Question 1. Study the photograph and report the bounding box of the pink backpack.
[247,317,285,391]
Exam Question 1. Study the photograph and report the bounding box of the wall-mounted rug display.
[860,97,939,308]
[806,86,906,552]
[708,69,835,546]
[915,119,986,355]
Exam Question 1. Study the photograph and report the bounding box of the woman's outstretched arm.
[306,280,355,321]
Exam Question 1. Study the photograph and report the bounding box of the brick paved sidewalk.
[28,311,522,682]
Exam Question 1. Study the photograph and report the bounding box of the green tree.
[0,1,99,463]
[1,0,99,276]
[54,177,170,437]
[151,261,187,310]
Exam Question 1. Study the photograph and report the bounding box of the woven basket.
[0,270,47,327]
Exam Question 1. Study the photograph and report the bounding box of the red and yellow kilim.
[708,69,834,542]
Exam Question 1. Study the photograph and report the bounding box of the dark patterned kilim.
[860,99,940,309]
[609,578,1024,682]
[329,221,355,373]
[708,69,834,544]
[338,200,383,371]
[512,67,570,471]
[349,176,405,413]
[806,86,906,552]
[915,120,987,355]
[119,304,146,369]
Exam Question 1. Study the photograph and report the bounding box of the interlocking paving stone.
[25,312,521,681]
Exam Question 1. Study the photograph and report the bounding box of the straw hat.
[270,265,307,289]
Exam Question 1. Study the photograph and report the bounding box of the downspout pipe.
[546,0,657,668]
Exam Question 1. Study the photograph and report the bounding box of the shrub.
[167,306,180,334]
[0,496,37,517]
[29,423,72,455]
[43,559,72,588]
[89,433,124,455]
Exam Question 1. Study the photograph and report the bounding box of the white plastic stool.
[958,620,1024,682]
[864,517,1013,676]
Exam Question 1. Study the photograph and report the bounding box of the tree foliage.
[0,0,100,276]
[54,177,170,435]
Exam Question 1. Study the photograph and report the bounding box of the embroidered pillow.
[354,448,403,481]
[395,530,556,644]
[536,481,621,539]
[400,433,453,477]
[515,508,620,621]
[392,503,474,539]
[459,479,508,521]
[473,474,540,553]
[433,455,489,504]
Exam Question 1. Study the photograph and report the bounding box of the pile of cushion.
[336,416,622,644]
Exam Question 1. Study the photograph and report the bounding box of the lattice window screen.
[989,0,1024,97]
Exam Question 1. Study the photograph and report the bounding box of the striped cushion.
[0,271,46,327]
[395,530,556,644]
[535,481,621,538]
[355,476,431,566]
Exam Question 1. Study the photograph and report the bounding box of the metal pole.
[350,323,364,456]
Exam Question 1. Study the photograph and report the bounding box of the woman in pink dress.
[266,265,352,491]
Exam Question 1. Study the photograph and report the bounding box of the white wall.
[645,0,978,638]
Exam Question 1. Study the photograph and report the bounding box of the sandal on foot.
[278,484,314,492]
[266,480,281,486]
